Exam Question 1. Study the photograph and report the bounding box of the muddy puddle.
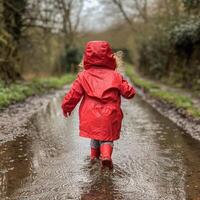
[0,92,200,200]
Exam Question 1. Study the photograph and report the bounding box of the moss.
[0,74,76,109]
[125,64,200,118]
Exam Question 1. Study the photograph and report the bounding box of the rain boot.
[100,144,113,169]
[90,147,100,162]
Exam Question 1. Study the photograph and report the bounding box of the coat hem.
[80,130,120,141]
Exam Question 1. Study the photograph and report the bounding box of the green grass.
[0,74,76,109]
[125,64,200,118]
[125,65,160,92]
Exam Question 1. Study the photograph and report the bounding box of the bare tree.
[133,0,148,22]
[26,0,84,45]
[111,0,134,27]
[23,0,61,32]
[100,0,149,32]
[56,0,84,46]
[113,1,148,22]
[154,0,182,19]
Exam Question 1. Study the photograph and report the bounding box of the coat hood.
[83,41,116,70]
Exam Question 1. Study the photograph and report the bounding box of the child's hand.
[64,112,71,118]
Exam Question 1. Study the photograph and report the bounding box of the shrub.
[169,17,200,55]
[136,16,200,90]
[61,47,82,73]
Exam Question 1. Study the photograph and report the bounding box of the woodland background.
[0,0,200,91]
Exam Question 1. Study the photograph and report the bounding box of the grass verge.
[125,64,200,118]
[0,74,76,109]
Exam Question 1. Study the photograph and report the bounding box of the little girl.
[61,41,136,169]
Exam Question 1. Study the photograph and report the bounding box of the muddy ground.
[0,87,200,200]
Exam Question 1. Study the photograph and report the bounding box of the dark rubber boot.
[100,144,113,170]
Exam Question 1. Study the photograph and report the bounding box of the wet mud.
[0,91,200,200]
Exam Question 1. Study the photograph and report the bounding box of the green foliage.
[151,90,200,117]
[182,0,200,11]
[126,64,200,118]
[151,90,191,109]
[3,0,26,42]
[0,74,76,108]
[136,16,200,90]
[0,0,27,82]
[34,74,76,89]
[61,47,82,73]
[169,17,200,54]
[126,0,200,91]
[138,29,170,79]
[125,64,160,92]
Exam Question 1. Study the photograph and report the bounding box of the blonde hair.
[114,51,124,68]
[78,58,84,71]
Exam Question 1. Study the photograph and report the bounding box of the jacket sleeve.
[119,75,136,99]
[61,76,84,116]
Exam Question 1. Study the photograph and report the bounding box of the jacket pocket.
[93,104,118,117]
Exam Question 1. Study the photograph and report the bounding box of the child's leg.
[90,139,100,149]
[100,141,114,147]
[100,141,114,169]
[90,139,100,161]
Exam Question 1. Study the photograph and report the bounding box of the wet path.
[0,92,200,200]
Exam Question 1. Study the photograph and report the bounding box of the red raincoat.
[61,41,136,141]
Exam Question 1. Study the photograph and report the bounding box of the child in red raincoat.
[61,41,136,169]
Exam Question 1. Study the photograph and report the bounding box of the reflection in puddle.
[0,135,33,198]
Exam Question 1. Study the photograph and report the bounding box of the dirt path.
[0,90,200,200]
